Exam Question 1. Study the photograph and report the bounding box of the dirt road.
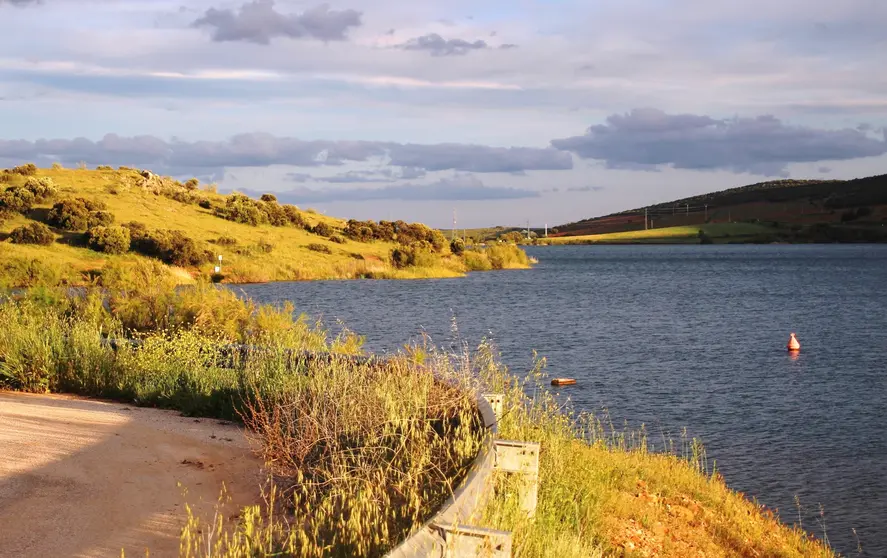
[0,392,263,557]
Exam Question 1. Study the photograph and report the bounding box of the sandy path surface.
[0,392,263,558]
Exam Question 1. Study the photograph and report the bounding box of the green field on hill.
[0,165,530,287]
[547,223,776,244]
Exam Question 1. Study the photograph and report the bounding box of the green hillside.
[553,173,887,243]
[0,164,530,287]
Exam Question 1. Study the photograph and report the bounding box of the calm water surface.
[237,245,887,555]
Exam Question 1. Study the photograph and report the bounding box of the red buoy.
[787,333,800,352]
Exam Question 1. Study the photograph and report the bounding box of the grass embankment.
[547,223,777,244]
[475,357,835,556]
[0,165,530,287]
[0,282,484,556]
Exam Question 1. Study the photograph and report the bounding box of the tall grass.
[0,288,486,555]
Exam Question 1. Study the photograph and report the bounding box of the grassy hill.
[553,173,887,243]
[0,165,530,287]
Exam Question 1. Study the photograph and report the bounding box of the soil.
[0,391,263,557]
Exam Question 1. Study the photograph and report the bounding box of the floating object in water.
[787,333,800,352]
[551,378,577,386]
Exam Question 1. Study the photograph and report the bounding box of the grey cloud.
[264,175,540,203]
[193,1,361,44]
[388,143,572,173]
[398,33,490,56]
[286,172,313,183]
[0,0,40,5]
[551,108,887,176]
[567,186,606,192]
[0,133,572,176]
[316,167,427,183]
[818,166,832,173]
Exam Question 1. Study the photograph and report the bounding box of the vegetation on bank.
[477,354,834,557]
[0,164,531,288]
[0,273,837,556]
[0,280,483,556]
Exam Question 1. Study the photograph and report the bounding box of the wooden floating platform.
[550,378,577,386]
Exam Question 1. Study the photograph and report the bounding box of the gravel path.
[0,392,263,557]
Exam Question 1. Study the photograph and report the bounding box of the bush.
[281,205,306,228]
[87,210,115,229]
[485,244,530,269]
[46,198,107,231]
[311,222,334,237]
[450,237,465,255]
[198,199,212,209]
[51,162,64,170]
[87,225,131,254]
[462,250,492,271]
[184,178,200,190]
[329,235,346,244]
[390,242,436,269]
[127,224,213,266]
[10,163,38,176]
[23,177,58,202]
[215,234,238,246]
[307,243,332,254]
[96,165,114,171]
[9,222,55,245]
[0,186,35,213]
[260,193,278,203]
[214,193,267,226]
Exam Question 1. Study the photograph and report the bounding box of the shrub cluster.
[9,163,38,176]
[9,222,55,246]
[46,198,109,231]
[214,193,306,228]
[307,243,333,254]
[124,222,214,266]
[309,221,333,237]
[390,241,436,269]
[344,219,448,251]
[0,177,59,214]
[87,225,131,254]
[23,177,59,202]
[450,237,465,255]
[0,186,35,213]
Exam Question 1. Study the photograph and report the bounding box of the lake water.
[236,244,887,555]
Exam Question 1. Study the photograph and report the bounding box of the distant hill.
[552,173,887,243]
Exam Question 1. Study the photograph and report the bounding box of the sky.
[0,0,885,227]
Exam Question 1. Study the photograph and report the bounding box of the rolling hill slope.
[553,173,887,243]
[0,165,526,287]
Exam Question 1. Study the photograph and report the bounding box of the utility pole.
[704,204,708,222]
[526,219,531,240]
[645,208,648,230]
[686,204,689,216]
[452,209,457,241]
[544,223,548,237]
